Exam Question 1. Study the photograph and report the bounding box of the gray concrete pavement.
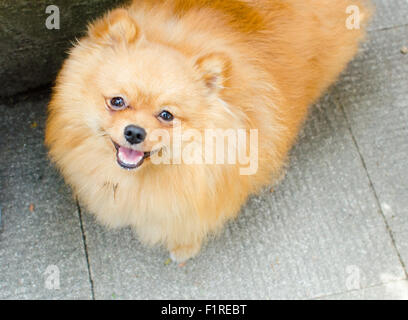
[317,280,408,300]
[0,93,92,299]
[0,0,127,97]
[369,0,408,31]
[0,0,407,299]
[332,23,408,270]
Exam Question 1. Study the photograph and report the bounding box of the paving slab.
[317,280,408,300]
[81,89,405,299]
[369,0,408,31]
[0,93,92,299]
[332,25,408,271]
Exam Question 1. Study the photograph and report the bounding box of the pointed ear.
[88,8,140,44]
[195,53,231,93]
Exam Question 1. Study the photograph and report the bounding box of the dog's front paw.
[169,242,201,263]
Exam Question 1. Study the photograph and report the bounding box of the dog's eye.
[107,96,128,110]
[158,110,174,122]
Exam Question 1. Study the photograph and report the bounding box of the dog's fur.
[45,0,371,261]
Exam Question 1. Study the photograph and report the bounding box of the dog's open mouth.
[112,141,151,170]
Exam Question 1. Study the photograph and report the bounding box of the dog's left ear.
[194,53,231,94]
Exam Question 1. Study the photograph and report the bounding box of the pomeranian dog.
[45,0,371,262]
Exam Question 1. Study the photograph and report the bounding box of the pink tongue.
[118,147,144,164]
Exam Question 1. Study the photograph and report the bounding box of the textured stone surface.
[0,93,92,299]
[369,0,408,31]
[318,280,408,300]
[332,25,408,270]
[0,0,128,97]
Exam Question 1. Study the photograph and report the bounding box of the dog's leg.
[168,238,203,263]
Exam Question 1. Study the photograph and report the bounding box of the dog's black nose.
[124,125,146,145]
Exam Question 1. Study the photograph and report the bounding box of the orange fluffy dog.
[46,0,371,261]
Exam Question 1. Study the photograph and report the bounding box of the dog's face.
[95,42,205,170]
[65,9,234,171]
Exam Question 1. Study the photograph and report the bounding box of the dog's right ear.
[194,52,232,95]
[88,8,140,45]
